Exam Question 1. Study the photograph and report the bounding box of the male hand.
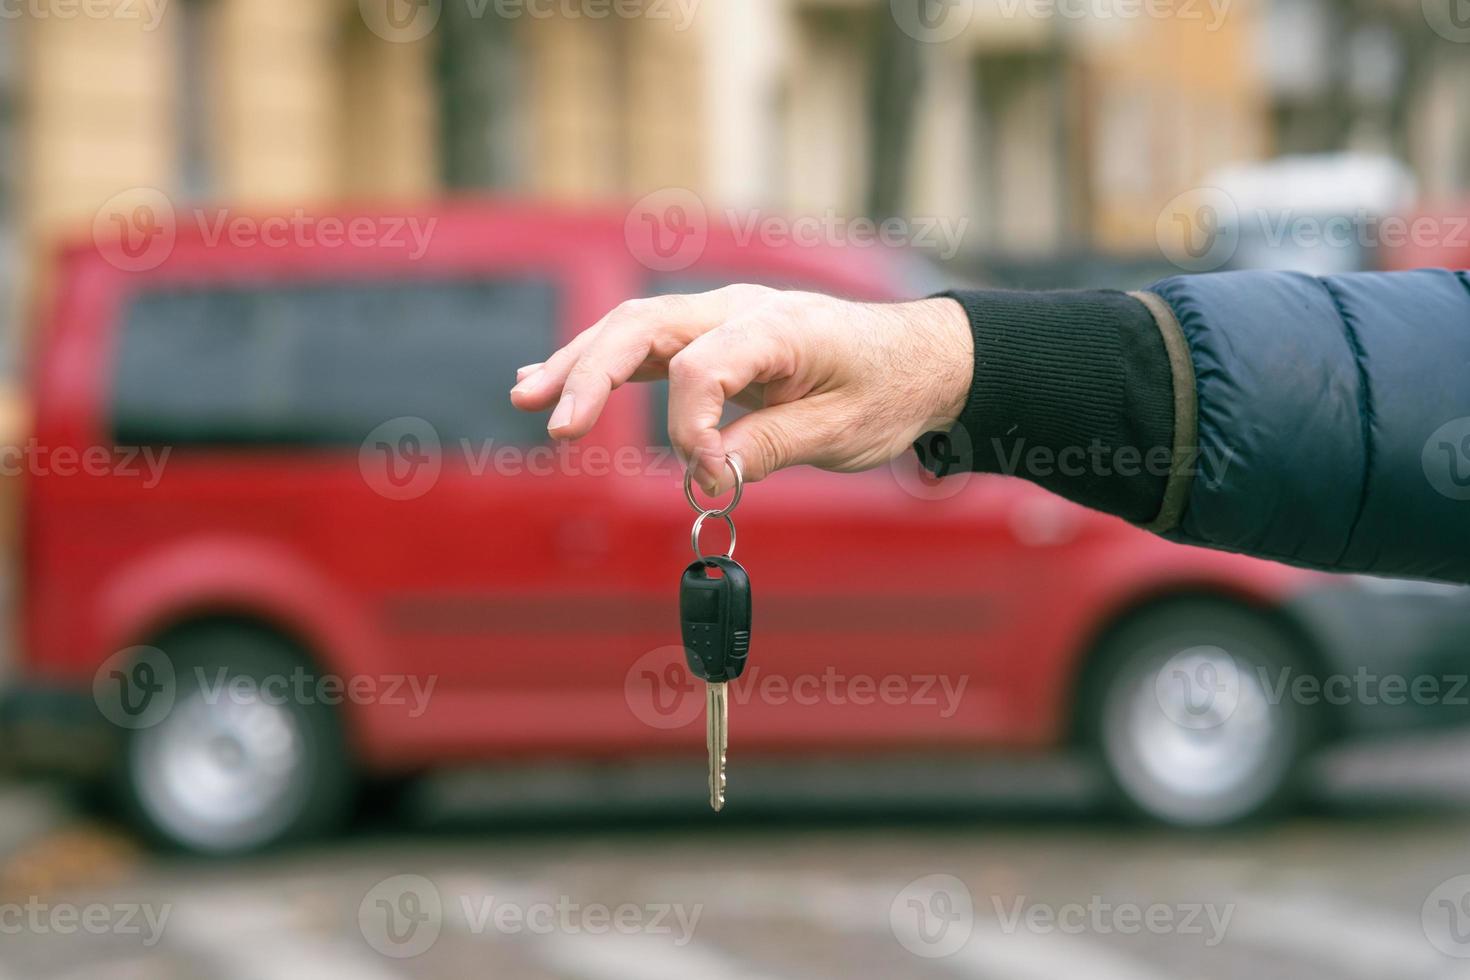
[509,285,973,494]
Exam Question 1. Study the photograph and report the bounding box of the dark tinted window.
[112,278,557,447]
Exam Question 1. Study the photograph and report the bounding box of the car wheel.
[1086,601,1316,828]
[113,624,354,855]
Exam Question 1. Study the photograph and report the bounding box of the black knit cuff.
[914,288,1175,524]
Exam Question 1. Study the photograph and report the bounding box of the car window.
[111,277,557,448]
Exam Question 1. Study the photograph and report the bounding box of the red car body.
[19,201,1344,779]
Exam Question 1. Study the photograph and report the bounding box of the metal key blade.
[706,681,728,811]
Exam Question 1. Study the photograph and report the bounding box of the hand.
[508,285,974,494]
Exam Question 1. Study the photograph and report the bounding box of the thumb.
[716,397,836,489]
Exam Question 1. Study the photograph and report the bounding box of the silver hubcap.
[1106,645,1282,824]
[133,686,306,851]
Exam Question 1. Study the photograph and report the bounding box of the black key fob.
[679,557,752,684]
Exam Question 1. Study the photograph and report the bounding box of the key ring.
[690,509,737,561]
[684,455,743,518]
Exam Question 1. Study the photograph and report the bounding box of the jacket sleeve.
[918,269,1470,584]
[1147,268,1470,583]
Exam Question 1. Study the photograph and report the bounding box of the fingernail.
[512,369,544,395]
[516,362,545,381]
[548,392,576,432]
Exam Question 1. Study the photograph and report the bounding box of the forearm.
[921,270,1470,584]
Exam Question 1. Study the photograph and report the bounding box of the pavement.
[3,734,1470,979]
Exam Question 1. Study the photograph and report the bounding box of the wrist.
[909,296,974,429]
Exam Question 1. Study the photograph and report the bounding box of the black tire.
[110,623,355,855]
[1083,601,1317,828]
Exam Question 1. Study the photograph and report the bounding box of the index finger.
[509,286,764,437]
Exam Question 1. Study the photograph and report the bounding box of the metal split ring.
[690,510,737,562]
[684,455,743,518]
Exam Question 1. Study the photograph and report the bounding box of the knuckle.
[666,349,710,385]
[603,297,658,331]
[565,359,610,392]
[744,424,790,475]
[711,283,772,305]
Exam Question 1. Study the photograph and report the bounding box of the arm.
[508,271,1470,584]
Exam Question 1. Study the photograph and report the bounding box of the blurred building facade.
[4,0,1469,355]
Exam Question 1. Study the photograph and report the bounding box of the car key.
[681,457,751,812]
[680,553,752,811]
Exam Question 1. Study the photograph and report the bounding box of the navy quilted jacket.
[1150,270,1470,582]
[934,270,1470,582]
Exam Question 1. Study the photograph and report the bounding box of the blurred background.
[2,0,1470,978]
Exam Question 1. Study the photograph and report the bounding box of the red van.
[6,200,1470,854]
